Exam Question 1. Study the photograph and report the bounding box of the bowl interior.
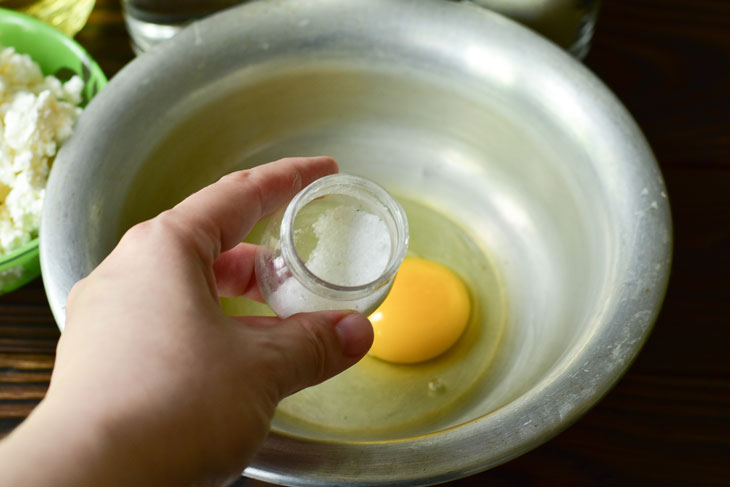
[118,61,613,439]
[41,0,670,484]
[0,8,106,294]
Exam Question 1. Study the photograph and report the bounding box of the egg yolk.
[368,257,471,364]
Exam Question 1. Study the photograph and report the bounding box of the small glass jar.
[255,174,408,318]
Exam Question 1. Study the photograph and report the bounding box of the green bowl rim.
[0,7,108,93]
[0,237,39,265]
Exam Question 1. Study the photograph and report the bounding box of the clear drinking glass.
[468,0,601,58]
[122,0,599,58]
[121,0,244,53]
[255,174,409,318]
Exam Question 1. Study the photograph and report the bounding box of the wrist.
[0,392,182,487]
[0,395,108,486]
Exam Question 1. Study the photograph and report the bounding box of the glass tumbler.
[255,174,409,318]
[121,0,245,53]
[122,0,599,57]
[467,0,601,58]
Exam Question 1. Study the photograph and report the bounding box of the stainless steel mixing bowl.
[40,0,672,485]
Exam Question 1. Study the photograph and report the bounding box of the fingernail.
[335,312,374,357]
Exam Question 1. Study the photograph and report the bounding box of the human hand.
[0,157,374,487]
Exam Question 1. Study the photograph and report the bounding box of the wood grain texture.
[1,0,729,484]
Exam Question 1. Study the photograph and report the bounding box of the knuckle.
[127,211,217,261]
[122,215,179,246]
[295,314,332,384]
[252,338,290,401]
[243,314,338,400]
[249,331,299,401]
[154,209,188,237]
[221,169,264,215]
[290,168,303,193]
[220,169,254,184]
[121,219,154,242]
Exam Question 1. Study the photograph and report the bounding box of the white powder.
[267,205,393,318]
[306,206,391,286]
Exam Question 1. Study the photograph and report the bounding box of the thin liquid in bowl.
[117,63,603,442]
[222,196,507,441]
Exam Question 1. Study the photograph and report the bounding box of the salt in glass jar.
[255,174,408,318]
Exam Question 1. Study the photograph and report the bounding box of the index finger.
[169,156,338,256]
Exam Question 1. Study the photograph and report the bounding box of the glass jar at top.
[255,174,409,318]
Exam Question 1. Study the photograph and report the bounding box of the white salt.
[267,204,393,318]
[306,206,391,286]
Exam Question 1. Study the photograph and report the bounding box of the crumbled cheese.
[0,46,83,255]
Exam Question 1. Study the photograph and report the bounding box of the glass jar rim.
[279,173,409,301]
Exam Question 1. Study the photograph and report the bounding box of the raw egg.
[369,257,471,364]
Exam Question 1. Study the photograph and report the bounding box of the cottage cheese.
[0,46,83,255]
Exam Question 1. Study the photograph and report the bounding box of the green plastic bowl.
[0,8,107,295]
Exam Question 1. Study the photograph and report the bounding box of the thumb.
[265,310,374,399]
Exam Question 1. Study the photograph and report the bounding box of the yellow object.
[2,0,95,36]
[369,257,471,364]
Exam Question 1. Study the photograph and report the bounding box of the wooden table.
[1,0,728,484]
